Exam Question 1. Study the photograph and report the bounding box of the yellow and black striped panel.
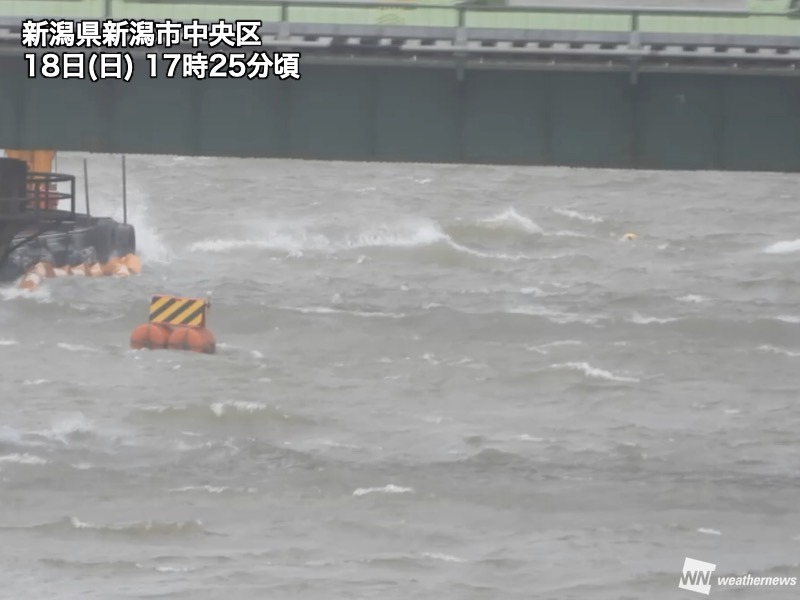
[148,295,207,328]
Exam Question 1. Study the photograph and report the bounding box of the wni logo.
[679,557,717,595]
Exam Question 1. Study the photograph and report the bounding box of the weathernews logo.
[679,558,716,595]
[679,557,798,595]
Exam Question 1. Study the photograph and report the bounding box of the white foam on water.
[520,287,548,297]
[0,339,18,346]
[697,528,722,536]
[551,362,640,383]
[677,295,708,304]
[757,345,800,357]
[0,286,52,303]
[353,484,414,497]
[421,552,466,563]
[0,453,48,465]
[629,313,680,325]
[35,414,95,443]
[101,181,172,264]
[153,565,198,573]
[280,306,406,319]
[764,239,800,254]
[479,208,543,234]
[514,434,552,443]
[57,342,98,353]
[169,485,257,494]
[22,379,49,386]
[507,305,603,325]
[210,400,268,416]
[552,230,589,238]
[552,207,604,223]
[774,316,800,324]
[188,217,534,262]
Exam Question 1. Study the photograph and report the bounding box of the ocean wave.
[628,313,680,325]
[506,305,604,325]
[134,401,316,432]
[353,484,414,497]
[550,362,639,383]
[0,285,52,303]
[757,345,800,357]
[764,239,800,254]
[278,306,406,319]
[552,207,604,224]
[188,215,538,262]
[676,295,709,304]
[477,208,543,234]
[57,342,99,353]
[421,552,466,563]
[0,453,48,465]
[525,340,584,354]
[774,315,800,324]
[15,516,209,537]
[169,485,258,495]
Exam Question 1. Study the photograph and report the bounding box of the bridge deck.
[0,0,798,37]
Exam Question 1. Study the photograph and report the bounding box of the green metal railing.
[1,0,798,37]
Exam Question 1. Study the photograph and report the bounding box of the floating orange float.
[167,326,216,354]
[130,322,172,350]
[129,294,216,355]
[17,253,142,290]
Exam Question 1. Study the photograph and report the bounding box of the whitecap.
[774,316,800,324]
[0,286,52,303]
[552,207,604,223]
[508,305,603,325]
[514,434,550,442]
[36,414,95,443]
[422,552,466,563]
[57,342,98,353]
[169,485,257,494]
[280,306,406,319]
[0,339,18,346]
[757,345,800,357]
[697,528,721,536]
[677,295,708,304]
[479,208,543,234]
[551,362,639,383]
[764,239,800,254]
[353,484,414,497]
[210,400,267,416]
[0,453,47,465]
[629,313,679,325]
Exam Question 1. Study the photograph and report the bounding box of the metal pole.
[122,155,127,225]
[83,158,90,216]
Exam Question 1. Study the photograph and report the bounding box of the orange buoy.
[31,262,55,278]
[167,326,216,354]
[18,271,41,290]
[121,254,141,274]
[101,257,119,276]
[112,263,130,278]
[130,323,172,350]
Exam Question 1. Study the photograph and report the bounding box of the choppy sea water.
[1,153,799,599]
